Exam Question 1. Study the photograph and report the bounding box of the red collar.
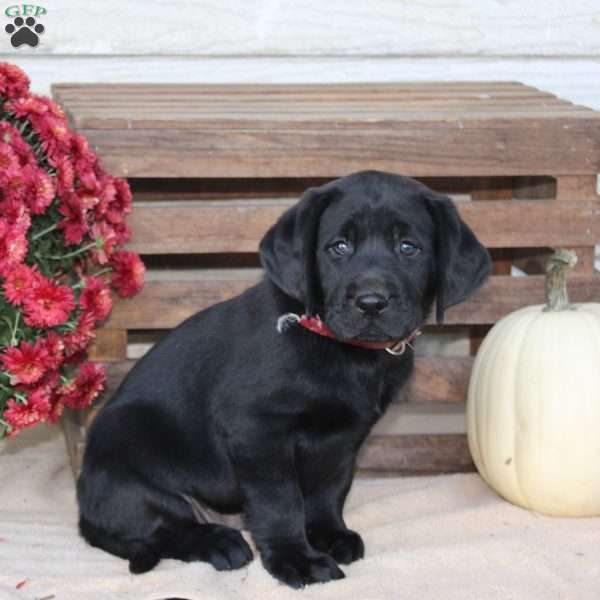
[277,313,422,356]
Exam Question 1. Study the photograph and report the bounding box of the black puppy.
[78,171,490,588]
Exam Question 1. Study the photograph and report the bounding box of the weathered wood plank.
[407,357,474,404]
[511,247,597,275]
[55,85,568,103]
[57,91,591,130]
[69,110,598,132]
[375,403,467,435]
[77,122,600,178]
[357,434,473,474]
[105,270,260,329]
[572,247,597,274]
[53,84,552,117]
[556,175,599,200]
[53,82,535,94]
[127,200,289,254]
[61,96,576,113]
[470,185,513,282]
[87,329,128,362]
[446,274,600,324]
[123,199,600,254]
[103,272,600,329]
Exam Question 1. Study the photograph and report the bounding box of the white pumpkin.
[466,250,600,517]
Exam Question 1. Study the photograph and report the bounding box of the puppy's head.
[260,171,491,343]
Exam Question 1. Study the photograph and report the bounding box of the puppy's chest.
[292,391,380,481]
[295,376,384,442]
[290,356,402,451]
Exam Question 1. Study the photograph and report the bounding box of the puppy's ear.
[424,192,492,324]
[259,185,333,314]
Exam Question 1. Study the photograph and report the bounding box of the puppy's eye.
[329,240,353,256]
[399,240,420,256]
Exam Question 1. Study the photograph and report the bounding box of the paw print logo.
[5,16,45,48]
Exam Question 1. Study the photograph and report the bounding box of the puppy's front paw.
[309,528,365,564]
[263,546,345,588]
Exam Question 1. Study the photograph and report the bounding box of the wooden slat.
[572,247,597,274]
[52,83,553,97]
[556,175,598,200]
[59,95,579,111]
[510,246,596,276]
[554,175,598,279]
[78,120,600,178]
[51,82,564,103]
[106,270,259,329]
[87,329,128,362]
[445,274,599,324]
[470,184,513,280]
[469,182,512,354]
[357,434,473,474]
[124,198,600,254]
[104,272,600,329]
[373,403,467,435]
[127,200,289,254]
[407,357,473,404]
[65,107,595,132]
[52,81,539,94]
[64,103,584,122]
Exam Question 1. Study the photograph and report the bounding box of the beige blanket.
[1,425,599,600]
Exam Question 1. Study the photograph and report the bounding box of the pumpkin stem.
[544,249,578,311]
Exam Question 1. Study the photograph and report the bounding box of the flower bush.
[0,63,145,438]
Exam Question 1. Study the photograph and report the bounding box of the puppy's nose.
[355,293,389,316]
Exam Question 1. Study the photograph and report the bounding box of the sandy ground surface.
[1,424,599,600]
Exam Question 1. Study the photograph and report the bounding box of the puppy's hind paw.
[202,526,253,571]
[128,542,160,574]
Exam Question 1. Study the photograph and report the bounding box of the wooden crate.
[52,82,600,478]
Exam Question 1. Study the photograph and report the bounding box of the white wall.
[1,1,600,109]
